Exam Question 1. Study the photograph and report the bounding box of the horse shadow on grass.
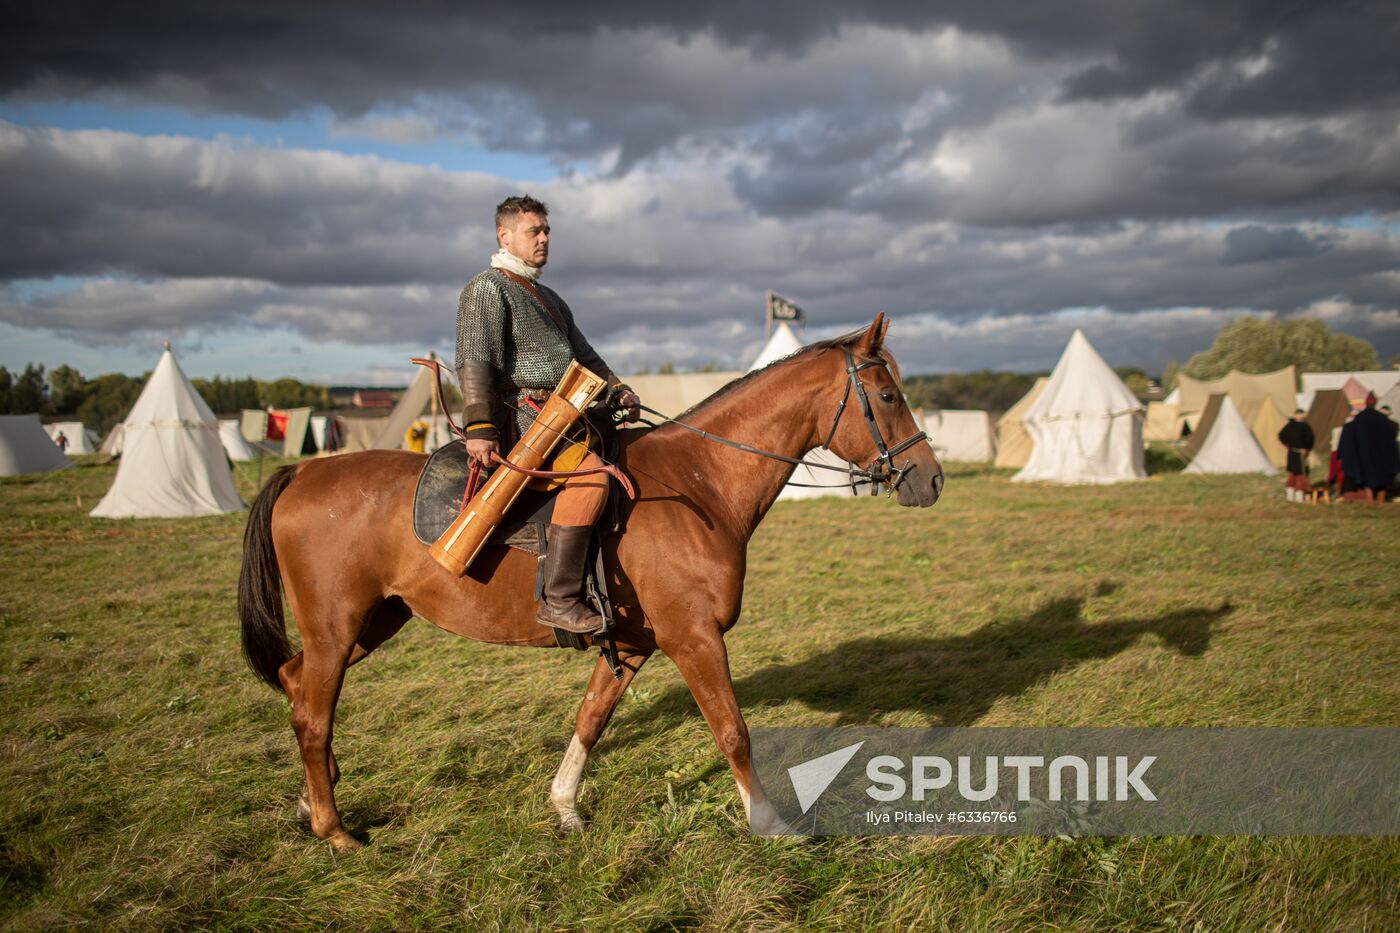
[611,585,1229,745]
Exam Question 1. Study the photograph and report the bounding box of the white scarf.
[490,248,542,282]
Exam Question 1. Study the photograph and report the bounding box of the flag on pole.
[767,291,805,324]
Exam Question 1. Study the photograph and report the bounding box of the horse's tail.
[238,465,299,692]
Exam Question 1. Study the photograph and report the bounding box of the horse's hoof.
[558,811,585,835]
[296,794,311,821]
[326,830,363,852]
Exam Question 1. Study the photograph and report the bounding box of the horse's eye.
[880,391,897,404]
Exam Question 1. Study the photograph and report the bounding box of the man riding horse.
[455,195,641,635]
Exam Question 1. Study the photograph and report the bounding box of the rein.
[639,347,928,497]
[409,358,636,499]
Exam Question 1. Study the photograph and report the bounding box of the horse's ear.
[857,313,888,354]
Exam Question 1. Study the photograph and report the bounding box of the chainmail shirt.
[455,268,615,439]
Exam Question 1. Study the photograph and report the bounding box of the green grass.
[2,456,1397,931]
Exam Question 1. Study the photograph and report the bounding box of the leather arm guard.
[456,361,499,440]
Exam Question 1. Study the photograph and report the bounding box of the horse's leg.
[550,646,653,832]
[666,629,794,835]
[286,629,359,850]
[284,600,412,824]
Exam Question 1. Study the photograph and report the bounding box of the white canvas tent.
[1299,371,1400,413]
[43,421,100,455]
[1182,396,1277,475]
[921,409,995,462]
[0,414,74,476]
[1013,330,1146,484]
[91,346,244,518]
[219,419,259,461]
[747,324,853,500]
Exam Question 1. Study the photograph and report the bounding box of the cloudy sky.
[2,1,1398,384]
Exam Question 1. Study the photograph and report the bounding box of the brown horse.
[239,315,942,850]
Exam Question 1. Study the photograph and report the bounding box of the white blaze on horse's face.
[499,211,551,268]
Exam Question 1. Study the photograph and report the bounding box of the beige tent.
[1182,394,1225,460]
[1,414,74,476]
[623,372,741,419]
[1305,389,1352,467]
[338,416,390,452]
[370,357,454,452]
[1235,397,1289,469]
[1175,367,1296,429]
[1142,402,1186,443]
[993,377,1047,468]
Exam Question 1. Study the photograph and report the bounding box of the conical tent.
[0,414,74,476]
[748,324,852,500]
[994,377,1047,468]
[219,419,259,461]
[91,347,244,518]
[750,322,803,370]
[1013,330,1145,484]
[1183,396,1277,475]
[1235,396,1288,469]
[1182,394,1225,460]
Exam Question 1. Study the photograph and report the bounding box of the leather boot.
[537,524,607,635]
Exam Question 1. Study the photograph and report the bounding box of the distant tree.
[48,365,87,414]
[0,367,10,413]
[1161,361,1181,393]
[9,363,48,414]
[902,371,1045,415]
[259,378,331,410]
[656,362,676,375]
[1183,317,1377,381]
[77,373,146,436]
[1114,366,1151,397]
[193,376,260,414]
[1391,351,1400,369]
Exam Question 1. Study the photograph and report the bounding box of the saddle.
[412,439,622,661]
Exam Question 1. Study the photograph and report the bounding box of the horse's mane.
[670,326,870,422]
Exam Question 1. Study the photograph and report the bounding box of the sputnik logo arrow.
[787,741,865,813]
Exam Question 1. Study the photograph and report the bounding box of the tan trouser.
[551,450,609,526]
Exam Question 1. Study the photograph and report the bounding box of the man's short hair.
[496,195,549,229]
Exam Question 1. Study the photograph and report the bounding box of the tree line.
[0,364,334,436]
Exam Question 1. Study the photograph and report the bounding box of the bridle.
[641,346,929,496]
[413,344,931,497]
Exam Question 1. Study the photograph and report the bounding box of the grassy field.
[2,454,1397,931]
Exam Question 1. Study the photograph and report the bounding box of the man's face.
[499,211,550,268]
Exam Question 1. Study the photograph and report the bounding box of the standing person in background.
[54,430,68,453]
[1277,409,1314,503]
[1337,392,1400,504]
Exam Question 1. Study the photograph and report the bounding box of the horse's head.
[819,314,943,507]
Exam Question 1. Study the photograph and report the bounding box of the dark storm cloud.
[4,2,1397,158]
[1222,225,1332,264]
